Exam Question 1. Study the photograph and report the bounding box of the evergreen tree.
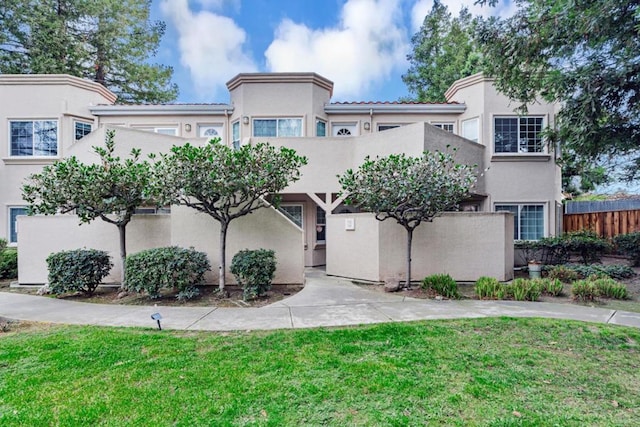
[403,1,483,103]
[0,0,177,103]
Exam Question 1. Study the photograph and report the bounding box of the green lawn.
[1,318,639,426]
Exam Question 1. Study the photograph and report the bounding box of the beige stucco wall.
[170,205,305,285]
[0,75,116,245]
[17,215,171,284]
[326,212,514,282]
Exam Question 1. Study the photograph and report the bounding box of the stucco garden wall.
[17,215,171,284]
[170,205,305,285]
[326,212,514,282]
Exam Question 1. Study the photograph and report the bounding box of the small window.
[10,120,58,157]
[495,204,544,240]
[198,124,224,142]
[316,120,327,137]
[494,116,544,153]
[279,204,303,228]
[232,121,240,150]
[253,118,302,137]
[461,118,479,143]
[433,123,454,133]
[74,121,92,141]
[135,126,178,136]
[332,122,358,137]
[378,124,401,131]
[316,206,326,243]
[8,207,27,244]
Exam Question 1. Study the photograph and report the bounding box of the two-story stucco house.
[0,72,562,285]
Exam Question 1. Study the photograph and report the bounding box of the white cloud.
[265,0,409,100]
[411,0,517,32]
[160,0,257,98]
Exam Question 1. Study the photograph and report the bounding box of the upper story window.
[433,123,454,133]
[135,126,178,136]
[316,120,327,137]
[378,124,401,131]
[494,116,544,153]
[253,118,302,137]
[461,118,479,143]
[10,120,58,157]
[232,121,240,150]
[74,121,92,141]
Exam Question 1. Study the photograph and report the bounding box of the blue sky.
[150,0,515,104]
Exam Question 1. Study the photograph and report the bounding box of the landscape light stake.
[151,312,163,330]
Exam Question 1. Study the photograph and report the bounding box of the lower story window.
[316,206,326,243]
[495,204,544,240]
[8,207,27,244]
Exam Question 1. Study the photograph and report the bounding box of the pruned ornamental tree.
[476,0,640,182]
[22,130,154,286]
[339,150,476,287]
[153,140,307,292]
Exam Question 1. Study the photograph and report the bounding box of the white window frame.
[493,116,546,154]
[461,118,479,143]
[8,206,28,245]
[331,122,359,137]
[495,203,546,241]
[74,120,93,141]
[252,118,303,137]
[198,123,224,142]
[232,121,240,150]
[134,126,178,136]
[279,203,304,229]
[431,122,455,133]
[9,119,59,157]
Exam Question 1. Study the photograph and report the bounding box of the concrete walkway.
[1,269,640,331]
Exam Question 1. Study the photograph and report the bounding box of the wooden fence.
[563,209,640,238]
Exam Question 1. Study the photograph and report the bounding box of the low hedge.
[125,246,210,300]
[0,248,18,279]
[47,249,112,295]
[230,249,276,301]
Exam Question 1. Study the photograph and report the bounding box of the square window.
[75,121,92,141]
[10,120,58,157]
[279,204,303,228]
[495,116,544,153]
[433,123,454,133]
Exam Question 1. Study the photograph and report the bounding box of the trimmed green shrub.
[0,238,6,254]
[421,274,460,299]
[0,248,18,279]
[614,232,640,266]
[474,276,502,299]
[126,246,210,300]
[547,265,580,283]
[47,249,112,295]
[230,249,276,301]
[590,276,628,300]
[564,263,635,280]
[571,279,599,301]
[563,230,612,264]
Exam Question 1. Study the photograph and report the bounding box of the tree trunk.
[405,227,413,289]
[219,221,228,292]
[118,224,126,288]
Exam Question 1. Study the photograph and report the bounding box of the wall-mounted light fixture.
[242,116,250,125]
[184,123,192,132]
[363,122,371,131]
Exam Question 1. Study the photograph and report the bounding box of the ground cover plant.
[1,319,639,425]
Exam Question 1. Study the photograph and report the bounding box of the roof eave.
[324,103,466,114]
[89,104,234,116]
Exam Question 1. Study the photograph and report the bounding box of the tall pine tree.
[0,0,177,103]
[403,1,483,103]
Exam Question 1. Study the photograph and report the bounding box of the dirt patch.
[2,284,303,308]
[356,256,640,313]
